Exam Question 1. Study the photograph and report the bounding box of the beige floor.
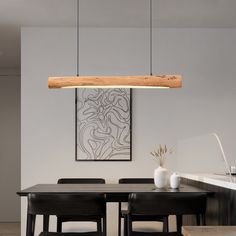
[0,223,20,236]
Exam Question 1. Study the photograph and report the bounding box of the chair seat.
[122,210,166,221]
[39,232,100,236]
[130,232,182,236]
[57,215,101,222]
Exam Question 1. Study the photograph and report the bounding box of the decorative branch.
[150,145,173,167]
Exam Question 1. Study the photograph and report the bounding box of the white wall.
[0,74,20,221]
[21,27,236,235]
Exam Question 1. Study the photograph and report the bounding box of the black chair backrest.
[129,193,207,216]
[57,178,105,184]
[27,193,106,217]
[119,178,154,184]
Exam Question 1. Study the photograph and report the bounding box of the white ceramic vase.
[154,166,168,188]
[170,172,180,189]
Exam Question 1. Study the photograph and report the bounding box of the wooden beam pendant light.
[48,0,182,89]
[48,75,182,89]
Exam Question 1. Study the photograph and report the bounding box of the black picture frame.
[75,88,132,161]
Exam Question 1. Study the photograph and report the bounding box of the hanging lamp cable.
[150,0,153,76]
[77,0,80,77]
[75,0,79,160]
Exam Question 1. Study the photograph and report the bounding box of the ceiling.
[1,0,236,70]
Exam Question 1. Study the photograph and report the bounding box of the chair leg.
[43,215,49,232]
[56,217,62,233]
[102,215,107,236]
[127,215,132,236]
[26,214,35,236]
[97,219,102,233]
[31,215,36,236]
[176,215,183,233]
[196,215,200,226]
[123,214,127,236]
[118,202,121,236]
[163,216,169,232]
[201,214,206,226]
[26,214,31,236]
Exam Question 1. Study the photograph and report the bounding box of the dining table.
[17,183,209,201]
[18,183,210,236]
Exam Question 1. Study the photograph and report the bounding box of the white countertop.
[180,173,236,190]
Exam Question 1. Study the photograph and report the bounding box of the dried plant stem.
[150,144,173,167]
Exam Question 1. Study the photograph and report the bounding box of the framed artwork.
[75,88,132,161]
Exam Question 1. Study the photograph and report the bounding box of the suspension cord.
[150,0,153,76]
[77,0,80,77]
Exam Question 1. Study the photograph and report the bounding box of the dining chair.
[26,193,106,236]
[118,178,168,236]
[57,178,105,233]
[124,192,207,236]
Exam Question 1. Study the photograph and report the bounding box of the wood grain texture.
[48,75,182,89]
[182,226,236,236]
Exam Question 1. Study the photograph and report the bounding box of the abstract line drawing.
[76,88,132,161]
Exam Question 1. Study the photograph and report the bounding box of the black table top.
[17,183,208,197]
